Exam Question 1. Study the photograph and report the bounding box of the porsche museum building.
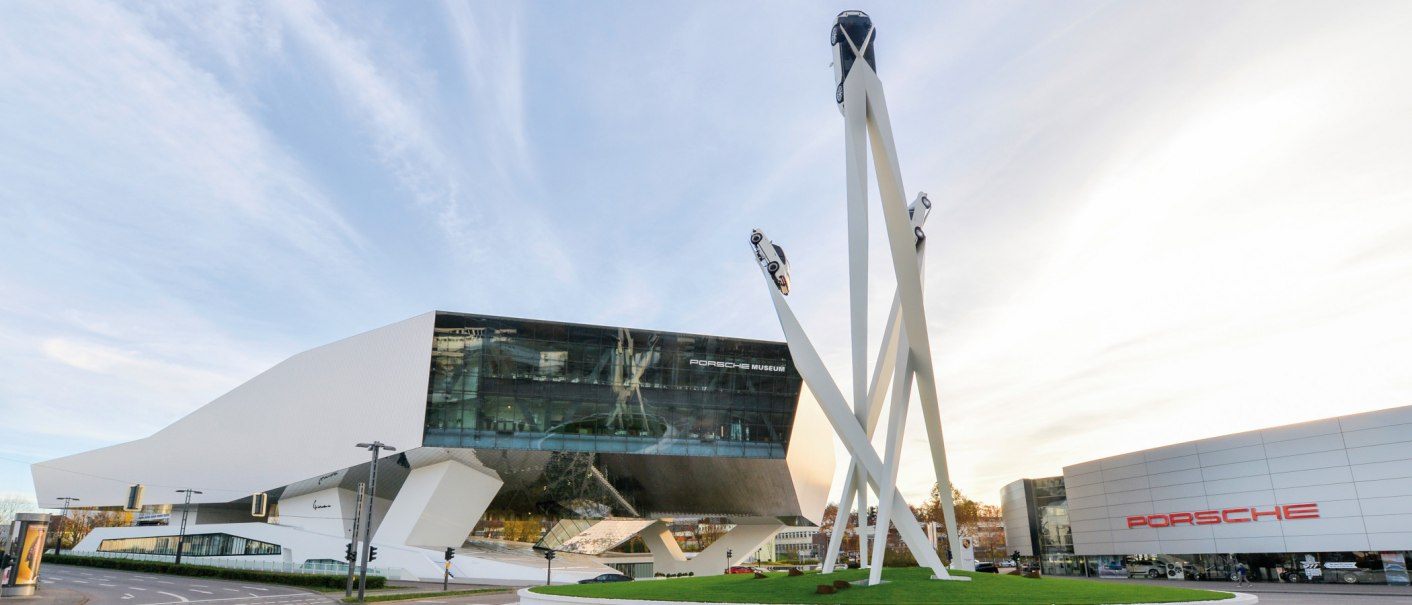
[32,311,834,583]
[1002,404,1412,587]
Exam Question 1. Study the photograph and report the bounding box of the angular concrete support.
[640,518,785,576]
[373,459,502,548]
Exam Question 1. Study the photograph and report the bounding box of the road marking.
[129,586,148,591]
[193,589,213,594]
[242,586,269,591]
[122,594,134,600]
[157,591,190,602]
[158,580,176,584]
[139,594,317,605]
[71,580,89,584]
[101,583,117,587]
[224,588,241,592]
[191,584,209,588]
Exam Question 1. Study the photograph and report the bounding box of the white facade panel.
[1146,454,1201,475]
[1159,538,1217,554]
[1215,536,1287,552]
[1065,460,1104,477]
[1341,425,1412,448]
[34,312,438,506]
[1101,463,1149,481]
[1371,533,1412,550]
[1308,498,1364,518]
[1068,506,1108,522]
[1266,450,1349,473]
[1351,458,1412,482]
[1069,494,1106,510]
[1065,481,1106,500]
[1063,404,1412,557]
[1105,501,1156,518]
[1355,477,1412,498]
[1205,489,1277,508]
[1112,540,1161,553]
[1210,521,1285,539]
[1285,534,1368,552]
[1201,460,1268,481]
[1261,433,1346,458]
[1149,481,1206,502]
[1347,442,1412,465]
[1205,475,1274,495]
[1269,466,1353,489]
[1065,469,1104,488]
[1363,514,1412,534]
[1274,483,1358,503]
[1149,468,1203,487]
[1105,476,1151,493]
[1198,444,1267,467]
[1359,495,1412,516]
[1105,488,1154,505]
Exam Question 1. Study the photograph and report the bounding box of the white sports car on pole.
[909,192,932,245]
[831,10,876,115]
[750,229,791,295]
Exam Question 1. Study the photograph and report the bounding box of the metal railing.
[65,550,402,578]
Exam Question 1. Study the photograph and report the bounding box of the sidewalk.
[0,587,89,605]
[1089,576,1412,598]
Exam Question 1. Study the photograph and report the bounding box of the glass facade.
[423,312,802,459]
[98,533,281,557]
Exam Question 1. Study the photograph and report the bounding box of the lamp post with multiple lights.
[54,497,79,556]
[173,489,202,564]
[355,441,395,602]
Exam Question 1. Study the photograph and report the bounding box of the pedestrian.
[1234,561,1251,587]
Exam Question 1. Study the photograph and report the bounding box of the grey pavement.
[26,564,522,605]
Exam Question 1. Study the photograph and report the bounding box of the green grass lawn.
[532,568,1235,605]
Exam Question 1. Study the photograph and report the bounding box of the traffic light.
[368,546,378,562]
[445,547,455,561]
[345,543,356,563]
[1013,550,1021,561]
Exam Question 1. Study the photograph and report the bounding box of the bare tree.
[0,494,37,526]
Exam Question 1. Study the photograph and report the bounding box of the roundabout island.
[521,568,1254,605]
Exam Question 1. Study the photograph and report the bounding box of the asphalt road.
[39,564,328,605]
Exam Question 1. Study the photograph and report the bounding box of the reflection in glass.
[423,312,802,459]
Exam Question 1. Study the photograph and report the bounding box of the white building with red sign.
[1003,404,1412,585]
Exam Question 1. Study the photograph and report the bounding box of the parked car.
[578,573,633,584]
[1325,568,1386,584]
[974,562,999,573]
[1125,560,1166,579]
[726,566,756,574]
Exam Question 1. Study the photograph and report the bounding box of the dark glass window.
[98,533,281,556]
[424,312,803,459]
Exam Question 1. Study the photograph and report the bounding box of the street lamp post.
[174,489,202,565]
[355,441,395,602]
[54,497,79,556]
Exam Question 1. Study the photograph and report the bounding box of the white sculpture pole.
[752,10,966,584]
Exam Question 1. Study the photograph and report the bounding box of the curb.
[518,588,1258,605]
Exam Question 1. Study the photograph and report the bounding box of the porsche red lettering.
[1126,503,1319,529]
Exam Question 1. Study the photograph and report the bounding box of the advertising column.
[3,513,51,597]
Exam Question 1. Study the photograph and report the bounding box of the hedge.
[43,554,385,590]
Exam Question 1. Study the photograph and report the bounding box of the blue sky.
[4,1,1412,510]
